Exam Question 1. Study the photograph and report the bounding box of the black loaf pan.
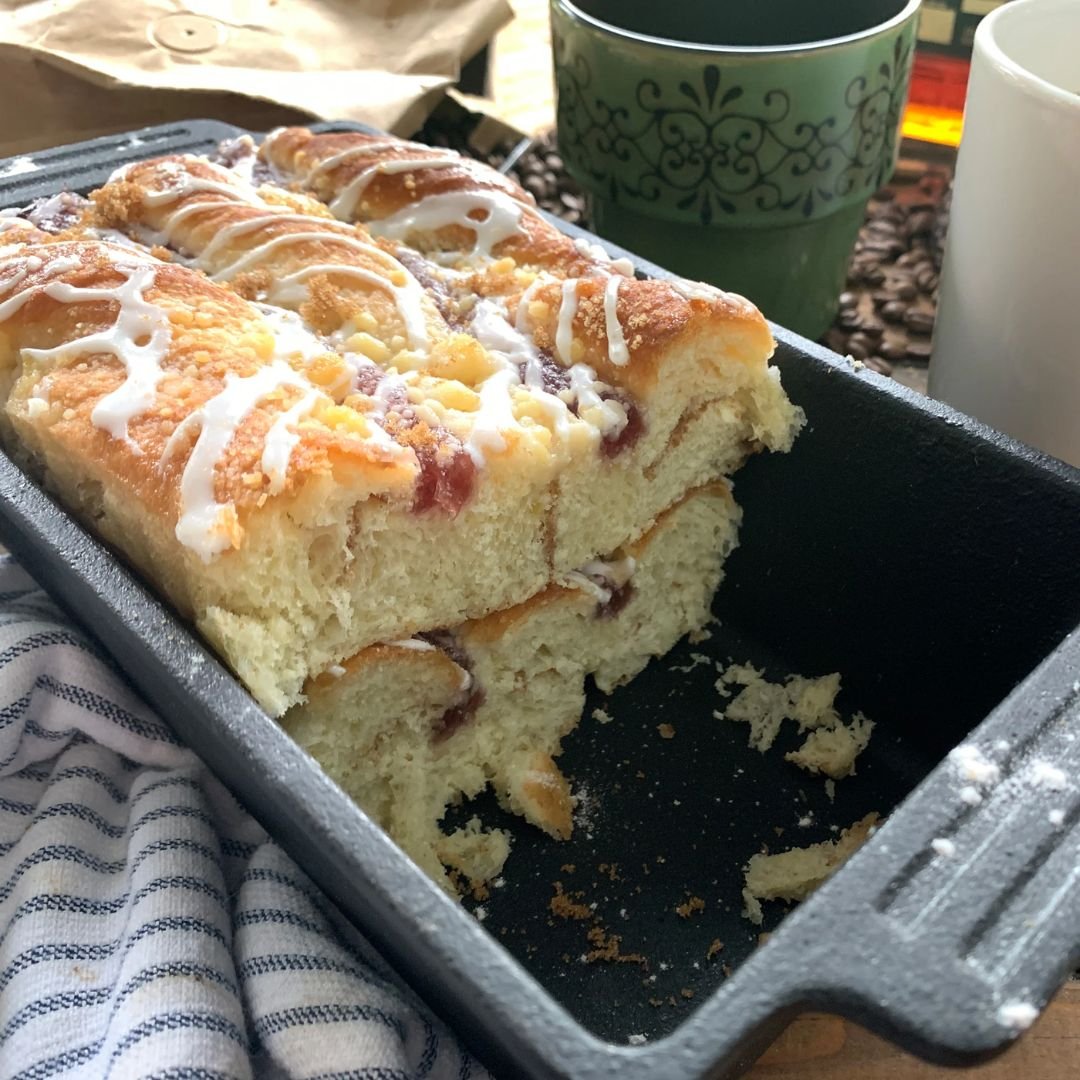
[0,119,1078,1079]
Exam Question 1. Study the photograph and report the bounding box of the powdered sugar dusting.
[1029,760,1068,791]
[949,744,1000,786]
[997,1001,1038,1031]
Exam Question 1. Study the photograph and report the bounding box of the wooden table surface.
[482,2,1078,1076]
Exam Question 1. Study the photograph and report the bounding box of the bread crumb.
[592,706,614,724]
[680,988,694,999]
[717,666,863,762]
[785,711,875,779]
[436,816,510,889]
[706,938,724,961]
[657,723,676,739]
[627,1034,647,1045]
[675,895,705,919]
[584,925,646,966]
[741,813,880,924]
[550,882,592,921]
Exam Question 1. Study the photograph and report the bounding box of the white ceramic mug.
[928,0,1080,466]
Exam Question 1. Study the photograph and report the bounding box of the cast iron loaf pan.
[0,120,1078,1079]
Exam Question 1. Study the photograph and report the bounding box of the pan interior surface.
[447,342,1080,1042]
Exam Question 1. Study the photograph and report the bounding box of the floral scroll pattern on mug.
[554,37,913,225]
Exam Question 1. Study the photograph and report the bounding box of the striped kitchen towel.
[0,553,488,1079]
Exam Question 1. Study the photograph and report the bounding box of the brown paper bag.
[0,0,513,155]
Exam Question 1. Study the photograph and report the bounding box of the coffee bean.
[838,290,859,310]
[882,300,907,323]
[915,267,939,293]
[906,341,933,361]
[865,220,899,238]
[863,266,886,286]
[904,309,936,335]
[859,316,885,339]
[865,355,893,376]
[825,328,849,354]
[907,210,935,236]
[895,281,918,301]
[897,250,922,268]
[848,332,874,353]
[879,339,908,362]
[545,153,564,172]
[523,175,547,199]
[846,338,869,361]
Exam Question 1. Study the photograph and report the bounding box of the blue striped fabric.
[0,555,488,1079]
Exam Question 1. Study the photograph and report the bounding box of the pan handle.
[766,626,1080,1064]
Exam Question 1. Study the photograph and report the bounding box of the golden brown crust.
[304,642,464,698]
[459,583,581,647]
[90,156,449,352]
[260,127,598,276]
[259,127,774,398]
[0,241,414,542]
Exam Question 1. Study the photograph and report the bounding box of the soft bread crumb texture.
[284,484,737,892]
[435,817,511,888]
[742,813,880,925]
[716,665,874,779]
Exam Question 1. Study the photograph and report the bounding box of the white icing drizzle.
[10,254,172,445]
[465,366,519,464]
[0,253,82,320]
[562,363,628,437]
[514,275,548,338]
[301,140,419,184]
[162,360,310,561]
[253,304,330,364]
[572,236,635,278]
[198,212,354,264]
[0,217,36,235]
[603,273,630,366]
[133,167,432,354]
[466,295,628,455]
[209,230,382,281]
[367,190,527,264]
[268,262,429,352]
[385,637,437,652]
[261,387,321,495]
[555,279,579,365]
[140,158,267,209]
[563,554,637,605]
[668,276,755,316]
[669,278,723,303]
[329,155,462,220]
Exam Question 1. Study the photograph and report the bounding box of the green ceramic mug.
[551,0,921,338]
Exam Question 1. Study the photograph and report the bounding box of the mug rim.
[977,0,1080,111]
[551,0,922,55]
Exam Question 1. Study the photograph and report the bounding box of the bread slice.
[283,482,739,889]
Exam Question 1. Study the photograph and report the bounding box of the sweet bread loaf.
[0,127,803,887]
[0,136,800,715]
[283,482,739,889]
